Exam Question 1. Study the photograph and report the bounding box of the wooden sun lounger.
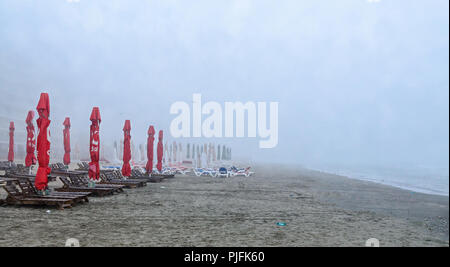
[74,176,125,191]
[15,178,90,203]
[50,163,69,171]
[1,172,57,182]
[99,173,146,188]
[131,169,168,183]
[55,177,119,197]
[1,180,85,210]
[51,169,88,177]
[53,171,125,191]
[75,162,90,171]
[107,170,150,183]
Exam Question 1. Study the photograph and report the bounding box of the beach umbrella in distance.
[178,143,183,163]
[89,107,101,182]
[63,117,71,166]
[25,111,36,167]
[119,139,123,161]
[163,141,168,164]
[131,140,136,164]
[197,145,201,168]
[35,93,51,192]
[222,145,226,160]
[167,143,171,164]
[217,145,221,161]
[210,143,214,162]
[122,120,132,177]
[146,125,155,174]
[8,122,15,163]
[140,144,146,162]
[186,143,190,159]
[173,141,177,163]
[207,143,211,165]
[113,141,119,163]
[156,130,163,172]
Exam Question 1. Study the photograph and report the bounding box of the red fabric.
[63,117,71,165]
[90,107,101,122]
[122,120,131,177]
[35,93,51,190]
[145,126,155,173]
[25,111,36,167]
[156,130,163,172]
[89,107,101,180]
[8,122,14,162]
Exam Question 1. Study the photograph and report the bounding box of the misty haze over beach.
[0,0,448,195]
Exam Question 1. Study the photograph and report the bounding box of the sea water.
[306,163,449,196]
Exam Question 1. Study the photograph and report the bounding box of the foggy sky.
[0,0,448,168]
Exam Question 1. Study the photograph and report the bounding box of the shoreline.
[304,166,448,197]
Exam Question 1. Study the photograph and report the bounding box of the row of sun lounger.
[0,162,175,210]
[1,161,251,210]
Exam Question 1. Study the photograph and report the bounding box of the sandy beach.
[0,164,448,247]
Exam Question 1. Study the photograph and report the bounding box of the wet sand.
[0,164,448,247]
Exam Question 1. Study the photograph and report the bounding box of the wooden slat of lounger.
[69,176,123,191]
[55,186,113,193]
[55,187,114,197]
[99,181,138,188]
[16,198,73,209]
[57,177,119,195]
[17,197,73,204]
[104,178,145,185]
[50,192,91,197]
[104,176,147,186]
[15,179,88,203]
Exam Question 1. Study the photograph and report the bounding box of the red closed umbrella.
[8,122,15,162]
[122,120,131,177]
[25,111,36,167]
[146,125,155,174]
[35,93,51,191]
[63,117,71,166]
[89,107,101,181]
[156,130,163,172]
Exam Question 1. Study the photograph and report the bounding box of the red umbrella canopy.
[145,125,155,174]
[122,120,132,177]
[156,130,164,172]
[90,107,101,122]
[89,107,101,180]
[63,117,71,165]
[63,117,71,127]
[7,122,15,162]
[35,93,51,191]
[25,111,36,167]
[26,110,34,125]
[36,93,50,118]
